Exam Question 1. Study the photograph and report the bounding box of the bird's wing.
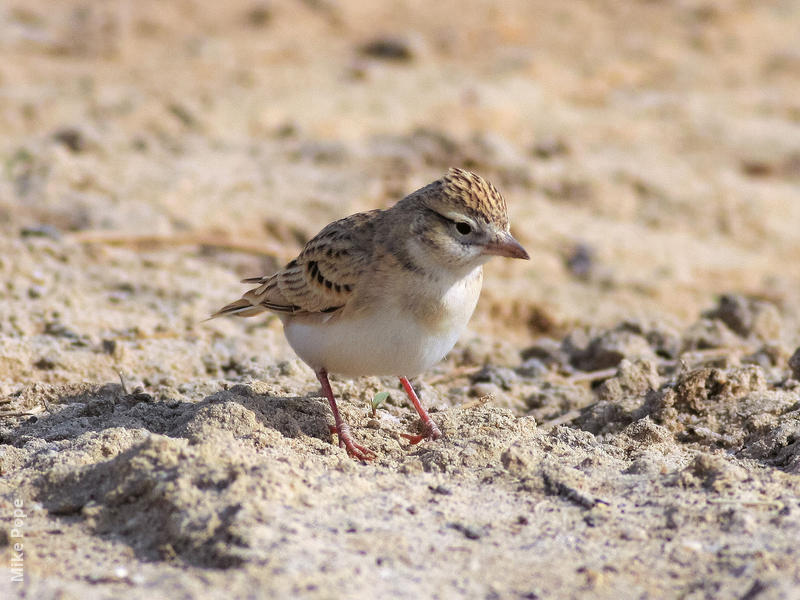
[210,210,381,319]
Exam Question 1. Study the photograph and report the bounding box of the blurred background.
[1,0,799,369]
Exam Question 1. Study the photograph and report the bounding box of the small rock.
[202,354,220,375]
[682,318,741,351]
[623,453,668,476]
[674,366,766,413]
[21,224,62,240]
[273,121,298,138]
[43,321,80,339]
[447,522,482,540]
[664,505,683,529]
[596,358,661,403]
[568,326,656,371]
[574,401,633,435]
[501,442,543,477]
[542,178,593,203]
[743,343,788,368]
[789,347,800,380]
[622,417,672,444]
[167,102,198,129]
[531,136,569,159]
[739,421,800,473]
[703,294,781,341]
[452,336,520,368]
[33,356,57,370]
[525,380,592,422]
[740,160,774,178]
[520,337,567,369]
[470,365,518,390]
[565,243,595,279]
[52,127,86,152]
[27,286,45,298]
[244,3,271,27]
[719,508,757,534]
[635,320,683,359]
[360,37,414,61]
[619,526,648,541]
[676,453,748,491]
[516,357,548,378]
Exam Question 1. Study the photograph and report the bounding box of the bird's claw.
[401,421,442,445]
[329,424,375,460]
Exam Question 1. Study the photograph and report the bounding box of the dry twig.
[69,230,297,260]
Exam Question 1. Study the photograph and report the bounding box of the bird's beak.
[483,232,530,260]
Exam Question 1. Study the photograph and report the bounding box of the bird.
[209,167,529,460]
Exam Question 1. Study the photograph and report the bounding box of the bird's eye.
[455,222,472,235]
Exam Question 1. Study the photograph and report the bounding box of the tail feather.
[205,298,266,321]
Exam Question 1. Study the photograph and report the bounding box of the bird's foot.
[400,420,442,445]
[329,423,375,461]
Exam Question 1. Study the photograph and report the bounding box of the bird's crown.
[413,168,509,230]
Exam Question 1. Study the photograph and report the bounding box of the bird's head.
[402,168,529,274]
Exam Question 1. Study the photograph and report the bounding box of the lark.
[210,168,529,459]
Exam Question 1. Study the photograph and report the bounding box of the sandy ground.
[1,0,800,598]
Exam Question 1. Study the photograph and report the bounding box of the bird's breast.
[403,266,483,334]
[283,267,483,377]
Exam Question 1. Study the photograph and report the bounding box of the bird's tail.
[205,298,266,321]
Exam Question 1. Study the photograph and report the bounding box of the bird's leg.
[398,377,442,444]
[316,369,374,461]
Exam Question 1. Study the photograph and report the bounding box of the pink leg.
[399,377,442,444]
[316,369,374,460]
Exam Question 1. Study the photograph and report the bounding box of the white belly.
[282,268,482,377]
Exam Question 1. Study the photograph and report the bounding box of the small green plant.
[370,391,389,416]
